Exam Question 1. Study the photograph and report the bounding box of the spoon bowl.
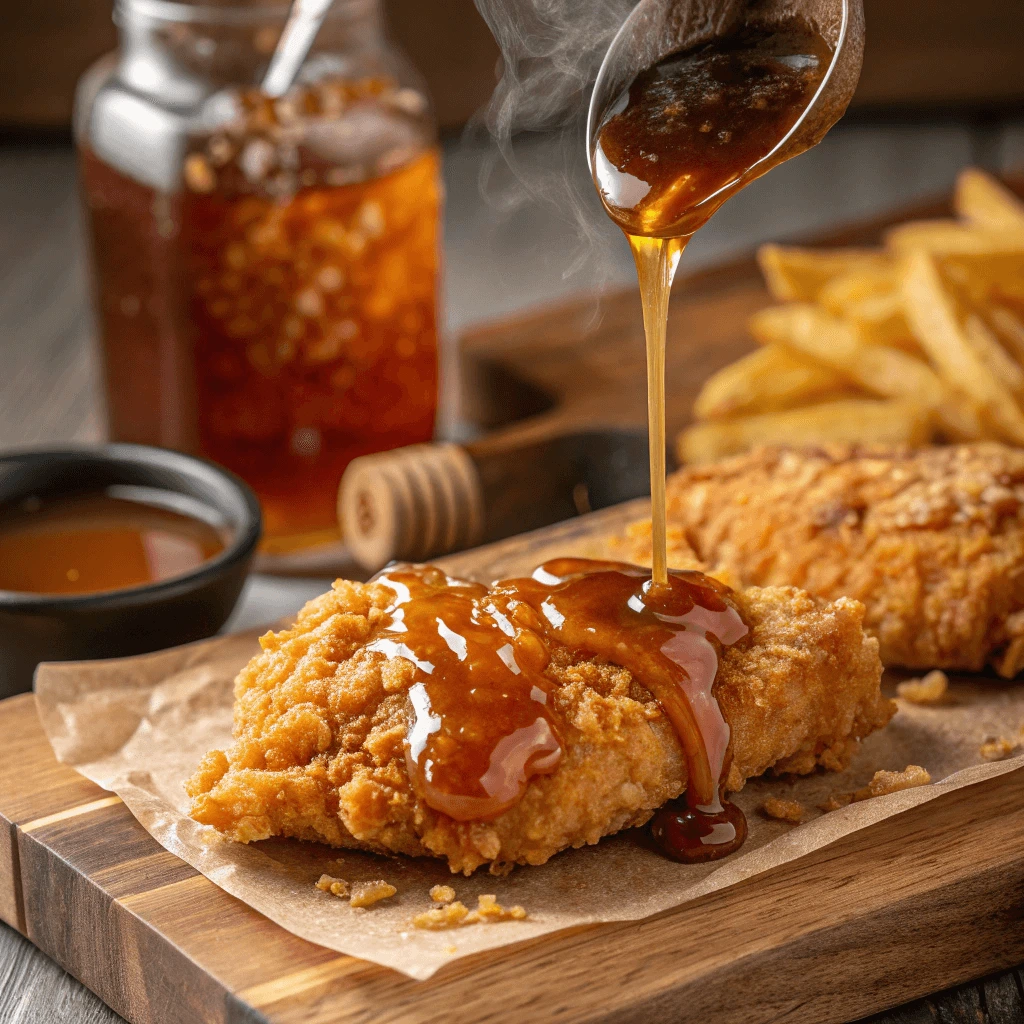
[587,0,864,234]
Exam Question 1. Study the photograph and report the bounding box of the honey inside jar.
[0,490,227,596]
[79,73,440,547]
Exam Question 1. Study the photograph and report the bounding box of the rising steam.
[469,0,635,273]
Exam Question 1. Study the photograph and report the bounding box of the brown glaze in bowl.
[0,444,261,698]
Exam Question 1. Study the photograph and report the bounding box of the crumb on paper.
[349,880,396,908]
[762,797,805,822]
[412,901,471,930]
[980,736,1017,761]
[854,765,931,801]
[315,874,349,897]
[430,884,456,903]
[412,895,527,931]
[896,670,948,705]
[472,894,527,923]
[818,792,854,812]
[445,945,458,955]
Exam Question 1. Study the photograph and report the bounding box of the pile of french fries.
[681,168,1024,464]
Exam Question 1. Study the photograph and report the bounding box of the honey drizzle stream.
[357,21,837,862]
[629,234,686,587]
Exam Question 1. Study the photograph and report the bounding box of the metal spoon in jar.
[262,0,336,97]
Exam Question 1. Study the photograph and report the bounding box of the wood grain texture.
[0,921,124,1024]
[4,917,1020,1024]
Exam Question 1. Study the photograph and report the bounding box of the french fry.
[847,295,916,350]
[886,220,1024,256]
[682,168,1024,460]
[988,306,1024,365]
[757,244,890,302]
[692,343,848,421]
[933,390,989,443]
[746,303,933,400]
[678,400,933,464]
[782,266,913,350]
[747,303,984,440]
[818,272,917,348]
[943,252,1024,307]
[901,250,1024,445]
[817,268,896,311]
[964,314,1024,397]
[954,168,1024,233]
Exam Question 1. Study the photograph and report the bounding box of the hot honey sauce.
[345,18,839,863]
[0,492,226,596]
[369,559,748,861]
[593,20,833,238]
[368,564,563,822]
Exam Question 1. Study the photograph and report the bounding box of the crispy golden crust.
[187,576,890,874]
[612,444,1024,675]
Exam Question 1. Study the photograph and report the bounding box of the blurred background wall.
[2,0,1023,134]
[2,0,1023,451]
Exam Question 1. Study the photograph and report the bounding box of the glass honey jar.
[75,0,441,548]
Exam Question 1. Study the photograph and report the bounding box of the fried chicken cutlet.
[187,570,890,874]
[612,443,1024,676]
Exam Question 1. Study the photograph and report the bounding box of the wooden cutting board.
[5,186,1024,1023]
[2,500,1024,1024]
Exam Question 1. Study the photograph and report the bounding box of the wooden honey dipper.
[338,427,651,572]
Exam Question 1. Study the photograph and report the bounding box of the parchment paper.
[34,630,1024,980]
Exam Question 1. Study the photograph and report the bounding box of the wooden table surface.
[2,124,1024,1023]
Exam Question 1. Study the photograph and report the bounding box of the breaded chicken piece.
[612,444,1024,675]
[187,575,890,874]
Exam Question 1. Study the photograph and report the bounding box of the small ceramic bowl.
[0,444,262,699]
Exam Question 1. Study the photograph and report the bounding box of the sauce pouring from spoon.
[587,0,864,587]
[585,0,863,859]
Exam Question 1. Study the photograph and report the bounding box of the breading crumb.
[980,736,1017,761]
[315,874,349,897]
[413,901,470,930]
[349,880,396,908]
[468,894,527,923]
[430,884,456,903]
[818,792,853,812]
[854,765,931,801]
[412,894,527,930]
[762,797,805,822]
[896,670,948,705]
